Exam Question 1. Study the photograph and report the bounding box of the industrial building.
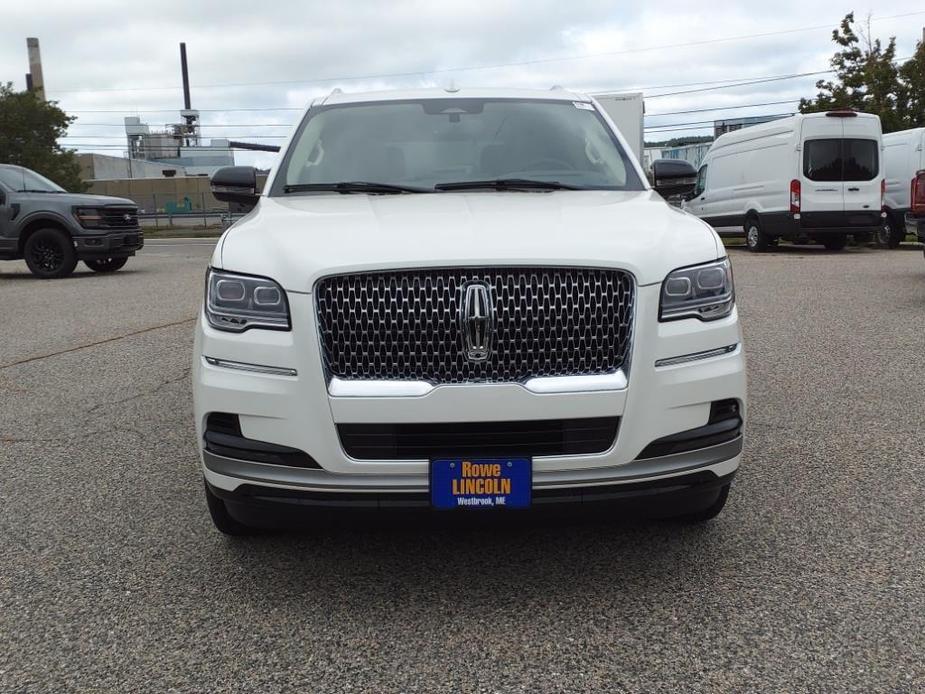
[123,114,234,176]
[78,153,189,181]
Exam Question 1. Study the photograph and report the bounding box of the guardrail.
[138,210,245,230]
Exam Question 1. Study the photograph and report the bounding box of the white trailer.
[593,92,644,164]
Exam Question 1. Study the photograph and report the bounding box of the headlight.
[659,258,734,322]
[74,207,104,229]
[205,268,290,332]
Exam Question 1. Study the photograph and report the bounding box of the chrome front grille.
[315,267,634,384]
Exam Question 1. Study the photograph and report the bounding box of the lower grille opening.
[635,399,742,460]
[205,412,320,468]
[338,417,619,461]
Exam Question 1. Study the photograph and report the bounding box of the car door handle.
[847,187,860,192]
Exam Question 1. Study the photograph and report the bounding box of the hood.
[62,193,138,207]
[218,190,721,291]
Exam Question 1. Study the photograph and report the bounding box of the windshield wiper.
[434,178,580,191]
[18,188,64,193]
[283,181,430,194]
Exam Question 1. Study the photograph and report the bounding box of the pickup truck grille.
[101,207,139,229]
[315,267,634,384]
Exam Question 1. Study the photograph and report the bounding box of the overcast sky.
[2,1,924,168]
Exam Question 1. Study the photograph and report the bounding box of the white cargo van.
[882,127,925,247]
[685,111,884,251]
[594,92,645,163]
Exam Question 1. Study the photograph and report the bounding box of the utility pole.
[25,38,45,101]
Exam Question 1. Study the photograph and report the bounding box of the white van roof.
[710,111,881,154]
[883,126,925,144]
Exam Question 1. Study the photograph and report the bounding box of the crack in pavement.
[0,317,196,371]
[85,368,192,416]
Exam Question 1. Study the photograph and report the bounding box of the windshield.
[0,166,66,193]
[273,98,644,194]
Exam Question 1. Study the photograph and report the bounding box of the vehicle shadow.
[206,508,734,606]
[726,244,874,255]
[0,268,144,281]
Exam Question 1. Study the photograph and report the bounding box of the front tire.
[204,482,253,536]
[821,235,847,251]
[23,228,78,279]
[84,256,129,273]
[744,217,771,252]
[673,484,730,523]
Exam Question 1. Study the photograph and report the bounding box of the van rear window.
[843,140,878,180]
[804,139,878,182]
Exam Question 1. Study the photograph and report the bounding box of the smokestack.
[180,42,191,110]
[26,38,45,101]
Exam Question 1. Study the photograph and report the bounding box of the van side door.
[689,163,708,218]
[883,135,911,210]
[801,115,846,216]
[841,116,881,214]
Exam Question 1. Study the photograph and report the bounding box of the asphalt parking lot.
[2,240,924,693]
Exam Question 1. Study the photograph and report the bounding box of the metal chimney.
[26,38,45,101]
[180,42,192,110]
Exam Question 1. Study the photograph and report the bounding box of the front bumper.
[193,281,746,505]
[74,230,144,257]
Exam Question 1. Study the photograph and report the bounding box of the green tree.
[0,83,87,192]
[897,38,925,128]
[799,12,912,132]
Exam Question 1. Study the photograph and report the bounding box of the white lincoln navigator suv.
[193,88,746,534]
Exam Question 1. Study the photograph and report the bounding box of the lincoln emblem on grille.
[460,281,494,362]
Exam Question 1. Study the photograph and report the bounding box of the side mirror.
[652,159,697,199]
[211,166,259,211]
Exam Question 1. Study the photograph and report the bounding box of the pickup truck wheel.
[204,482,253,536]
[744,218,770,252]
[84,256,128,273]
[24,228,78,279]
[822,235,847,251]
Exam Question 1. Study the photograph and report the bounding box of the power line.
[50,10,925,95]
[66,101,804,129]
[70,122,294,127]
[58,52,912,117]
[644,113,793,131]
[646,52,912,99]
[646,69,832,99]
[67,107,303,114]
[646,99,801,117]
[61,134,287,139]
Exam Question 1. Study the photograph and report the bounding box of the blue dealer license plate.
[430,458,532,509]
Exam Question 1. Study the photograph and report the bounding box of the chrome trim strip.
[203,356,298,377]
[202,437,742,493]
[654,344,738,368]
[523,370,627,393]
[327,369,628,397]
[328,378,432,397]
